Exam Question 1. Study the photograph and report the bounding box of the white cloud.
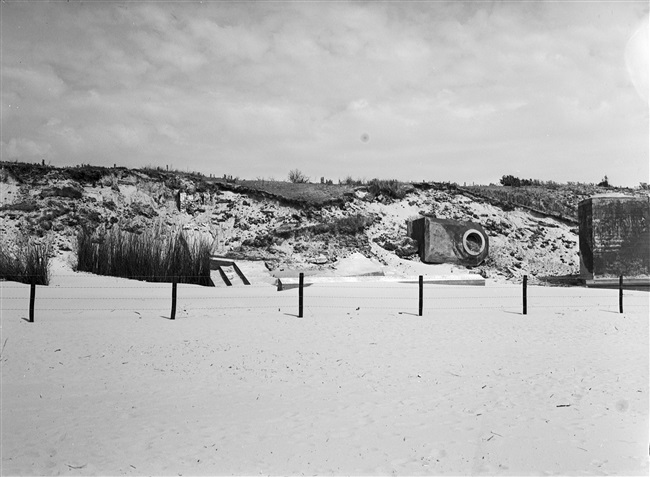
[2,138,51,159]
[0,1,647,185]
[2,65,67,100]
[189,19,269,62]
[347,99,369,111]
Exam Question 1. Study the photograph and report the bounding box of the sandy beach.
[1,264,648,476]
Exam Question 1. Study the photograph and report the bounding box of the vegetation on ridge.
[463,179,645,223]
[3,160,649,283]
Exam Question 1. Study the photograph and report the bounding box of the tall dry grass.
[0,239,52,285]
[76,226,214,286]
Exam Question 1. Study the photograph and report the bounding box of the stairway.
[210,256,277,287]
[210,258,250,287]
[214,262,250,286]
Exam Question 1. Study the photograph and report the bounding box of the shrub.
[597,175,610,187]
[307,214,372,236]
[341,176,364,186]
[499,175,548,187]
[76,226,214,286]
[367,178,407,199]
[66,165,108,183]
[0,238,51,285]
[500,175,522,187]
[288,169,310,183]
[333,214,371,234]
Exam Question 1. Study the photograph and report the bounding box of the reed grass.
[76,226,214,286]
[0,239,51,285]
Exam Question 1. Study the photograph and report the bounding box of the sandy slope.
[1,266,648,476]
[1,167,585,282]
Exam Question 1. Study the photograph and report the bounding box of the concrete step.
[277,274,486,291]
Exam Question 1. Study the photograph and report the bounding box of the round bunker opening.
[463,230,486,256]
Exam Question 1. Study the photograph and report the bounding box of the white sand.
[1,265,648,476]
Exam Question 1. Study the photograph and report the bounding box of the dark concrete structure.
[578,195,650,280]
[407,216,489,267]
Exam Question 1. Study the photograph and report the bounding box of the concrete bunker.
[407,216,489,266]
[578,194,650,281]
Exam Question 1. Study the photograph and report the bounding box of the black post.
[298,273,304,318]
[171,277,178,320]
[522,275,528,315]
[29,280,36,323]
[418,275,423,316]
[619,275,623,314]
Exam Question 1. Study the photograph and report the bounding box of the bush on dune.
[76,226,214,286]
[367,178,407,199]
[332,214,372,235]
[308,214,373,236]
[288,169,310,184]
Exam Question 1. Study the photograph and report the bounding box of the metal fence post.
[171,277,178,320]
[619,275,623,314]
[298,273,304,318]
[29,279,36,323]
[522,275,528,315]
[418,275,423,316]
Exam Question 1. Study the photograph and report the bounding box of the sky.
[1,1,648,186]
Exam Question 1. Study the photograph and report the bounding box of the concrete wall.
[579,195,650,279]
[407,216,489,267]
[406,217,427,259]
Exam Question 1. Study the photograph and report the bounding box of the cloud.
[2,138,51,159]
[347,99,370,112]
[2,65,67,101]
[0,1,647,185]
